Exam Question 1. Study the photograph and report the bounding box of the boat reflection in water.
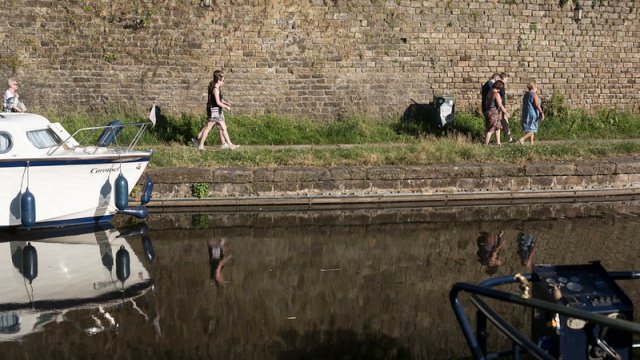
[0,223,155,341]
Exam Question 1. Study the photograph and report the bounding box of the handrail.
[469,294,555,360]
[48,121,152,155]
[449,271,640,360]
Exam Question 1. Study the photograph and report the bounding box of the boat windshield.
[0,132,11,153]
[27,129,61,148]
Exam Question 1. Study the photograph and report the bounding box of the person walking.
[484,80,509,146]
[481,73,501,115]
[518,81,545,145]
[497,72,515,143]
[192,70,239,150]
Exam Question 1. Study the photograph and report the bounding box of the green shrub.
[191,182,209,198]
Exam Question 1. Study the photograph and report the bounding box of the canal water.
[1,200,640,359]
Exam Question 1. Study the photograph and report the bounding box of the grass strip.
[147,138,640,169]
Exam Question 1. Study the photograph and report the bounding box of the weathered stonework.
[1,0,638,119]
[141,158,640,200]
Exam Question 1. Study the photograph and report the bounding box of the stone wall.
[141,158,640,200]
[1,0,639,118]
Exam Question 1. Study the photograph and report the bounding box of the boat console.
[532,262,633,360]
[450,261,640,360]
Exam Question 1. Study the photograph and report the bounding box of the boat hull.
[0,155,150,229]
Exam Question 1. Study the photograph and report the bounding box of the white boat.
[0,112,153,229]
[0,225,155,342]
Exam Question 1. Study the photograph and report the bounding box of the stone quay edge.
[134,157,640,209]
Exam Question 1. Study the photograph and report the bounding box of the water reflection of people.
[517,232,538,267]
[476,231,506,274]
[209,238,231,287]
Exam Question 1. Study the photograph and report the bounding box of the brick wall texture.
[1,0,639,119]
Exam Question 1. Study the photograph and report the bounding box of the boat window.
[0,132,12,153]
[27,129,61,148]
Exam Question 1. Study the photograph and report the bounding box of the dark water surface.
[2,200,640,360]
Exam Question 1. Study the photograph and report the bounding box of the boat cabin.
[0,113,77,158]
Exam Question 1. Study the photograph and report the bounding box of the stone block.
[399,179,431,190]
[593,174,616,187]
[272,181,301,193]
[367,166,405,180]
[510,177,531,190]
[254,182,274,195]
[556,175,587,188]
[312,180,339,191]
[254,168,275,182]
[273,167,330,182]
[370,180,401,191]
[525,163,575,176]
[629,174,640,186]
[294,182,319,195]
[430,178,458,192]
[211,182,254,196]
[480,163,524,177]
[146,167,212,183]
[338,180,372,191]
[458,177,493,192]
[153,183,194,198]
[330,166,366,180]
[611,158,640,174]
[575,161,616,175]
[610,174,631,187]
[436,164,482,178]
[491,176,511,190]
[404,165,439,179]
[530,176,555,189]
[214,167,253,183]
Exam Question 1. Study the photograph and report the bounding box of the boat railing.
[449,271,640,360]
[48,121,152,155]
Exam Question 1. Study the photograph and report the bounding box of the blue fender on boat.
[22,243,38,284]
[115,173,129,211]
[116,245,130,284]
[140,176,154,205]
[20,188,36,230]
[119,206,149,219]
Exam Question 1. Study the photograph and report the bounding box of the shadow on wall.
[148,105,204,144]
[399,99,453,137]
[277,328,414,360]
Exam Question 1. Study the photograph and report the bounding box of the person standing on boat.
[3,78,24,113]
[193,70,239,150]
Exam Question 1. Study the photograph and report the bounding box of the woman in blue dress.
[518,81,545,145]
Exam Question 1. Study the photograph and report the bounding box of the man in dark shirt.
[498,72,515,143]
[481,72,514,143]
[481,73,501,114]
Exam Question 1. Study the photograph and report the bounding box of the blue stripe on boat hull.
[0,157,150,168]
[0,215,113,231]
